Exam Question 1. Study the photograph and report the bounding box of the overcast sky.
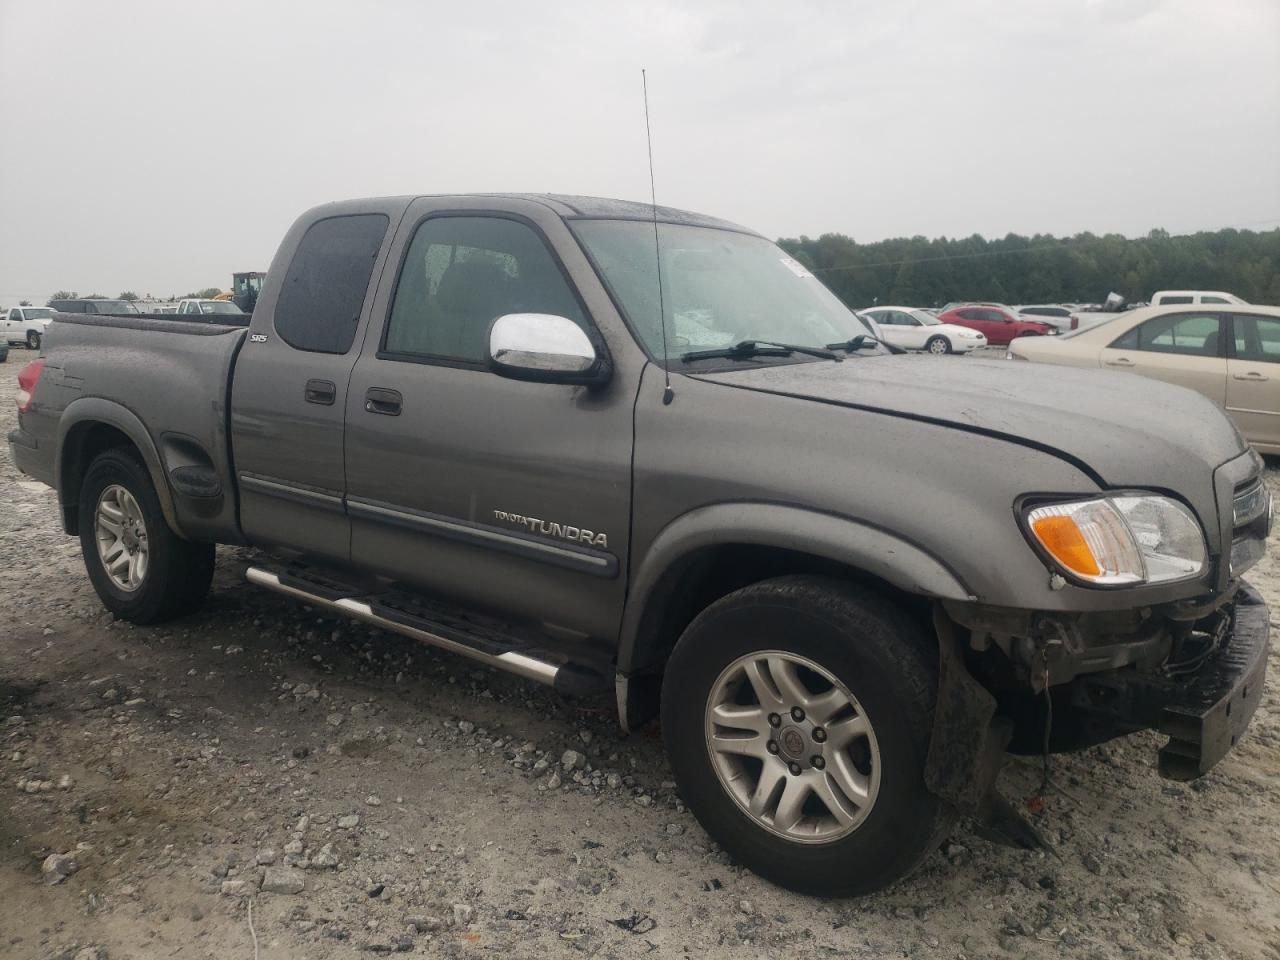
[1,0,1277,303]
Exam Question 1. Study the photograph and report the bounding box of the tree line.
[778,226,1280,308]
[44,288,222,304]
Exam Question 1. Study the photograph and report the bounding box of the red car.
[936,305,1054,345]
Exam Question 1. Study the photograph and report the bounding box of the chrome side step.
[245,566,601,692]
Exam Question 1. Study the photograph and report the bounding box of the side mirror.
[488,313,610,386]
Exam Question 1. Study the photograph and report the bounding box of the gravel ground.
[1,352,1279,960]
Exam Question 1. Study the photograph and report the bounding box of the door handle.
[1105,357,1135,367]
[364,387,402,416]
[1233,371,1268,381]
[304,379,336,405]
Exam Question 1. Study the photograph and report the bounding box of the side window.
[956,309,979,321]
[1120,313,1220,356]
[383,216,587,364]
[1202,296,1229,304]
[1159,295,1194,305]
[896,311,920,326]
[275,213,389,354]
[982,309,1007,323]
[1232,314,1280,363]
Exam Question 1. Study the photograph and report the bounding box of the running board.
[244,566,608,696]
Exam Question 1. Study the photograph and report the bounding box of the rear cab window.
[275,214,390,354]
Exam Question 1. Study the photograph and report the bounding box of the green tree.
[118,291,139,301]
[48,291,79,304]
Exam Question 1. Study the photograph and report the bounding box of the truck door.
[343,199,636,642]
[231,205,400,562]
[1226,312,1280,448]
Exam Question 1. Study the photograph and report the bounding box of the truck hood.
[691,356,1247,490]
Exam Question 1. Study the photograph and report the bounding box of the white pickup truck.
[175,298,245,319]
[3,305,55,349]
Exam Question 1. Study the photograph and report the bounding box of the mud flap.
[925,606,1051,852]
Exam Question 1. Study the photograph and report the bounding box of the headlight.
[1023,495,1206,586]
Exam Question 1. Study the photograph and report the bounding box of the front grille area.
[1229,477,1271,577]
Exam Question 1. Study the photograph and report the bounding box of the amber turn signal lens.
[1030,514,1101,577]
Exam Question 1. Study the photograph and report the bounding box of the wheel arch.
[57,398,181,538]
[615,502,973,728]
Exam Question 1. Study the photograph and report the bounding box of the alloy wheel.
[95,484,149,591]
[704,650,880,843]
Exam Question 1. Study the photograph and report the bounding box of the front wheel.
[78,448,215,623]
[26,330,41,350]
[925,335,951,355]
[661,576,952,896]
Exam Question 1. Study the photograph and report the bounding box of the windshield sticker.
[779,257,813,278]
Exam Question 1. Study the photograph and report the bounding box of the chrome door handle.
[1105,357,1135,367]
[1233,372,1268,381]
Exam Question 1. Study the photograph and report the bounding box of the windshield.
[201,301,243,314]
[93,300,140,315]
[23,308,53,320]
[572,220,874,361]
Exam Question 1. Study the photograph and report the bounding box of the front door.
[343,202,636,642]
[1098,311,1227,406]
[231,208,399,562]
[1226,312,1280,449]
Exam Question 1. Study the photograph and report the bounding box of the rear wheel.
[661,575,952,896]
[26,330,40,350]
[925,335,951,355]
[78,449,215,623]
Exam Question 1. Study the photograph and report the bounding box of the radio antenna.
[642,69,674,405]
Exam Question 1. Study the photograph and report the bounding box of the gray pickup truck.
[8,194,1271,895]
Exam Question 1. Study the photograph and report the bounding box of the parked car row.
[860,303,1057,351]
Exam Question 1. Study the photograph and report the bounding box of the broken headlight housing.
[1023,495,1207,587]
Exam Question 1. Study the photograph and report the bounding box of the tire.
[78,448,215,624]
[26,330,40,350]
[662,575,952,896]
[925,335,951,355]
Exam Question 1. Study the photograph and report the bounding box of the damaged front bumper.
[1067,582,1269,780]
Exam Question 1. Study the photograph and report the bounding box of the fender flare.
[617,501,973,677]
[56,397,183,537]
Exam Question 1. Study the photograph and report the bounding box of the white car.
[176,298,245,318]
[1150,290,1246,307]
[3,305,54,349]
[860,306,987,354]
[1014,304,1078,332]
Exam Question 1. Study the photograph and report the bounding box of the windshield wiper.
[680,339,842,363]
[826,334,906,356]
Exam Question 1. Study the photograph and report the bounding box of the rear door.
[1099,311,1227,405]
[342,199,637,641]
[231,204,401,562]
[1226,312,1280,449]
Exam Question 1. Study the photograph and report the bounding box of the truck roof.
[309,194,758,236]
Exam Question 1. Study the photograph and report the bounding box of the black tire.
[26,330,40,350]
[661,575,952,896]
[78,448,215,624]
[925,335,951,355]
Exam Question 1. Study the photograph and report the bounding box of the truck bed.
[26,313,249,543]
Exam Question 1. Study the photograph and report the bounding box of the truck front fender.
[618,501,973,678]
[57,397,183,538]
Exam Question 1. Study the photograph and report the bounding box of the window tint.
[1159,295,1194,305]
[1202,296,1229,304]
[896,311,920,326]
[1115,313,1220,356]
[1232,314,1280,363]
[981,309,1007,322]
[956,309,979,320]
[383,216,586,363]
[275,214,389,354]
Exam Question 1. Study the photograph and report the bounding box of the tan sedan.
[1008,304,1280,453]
